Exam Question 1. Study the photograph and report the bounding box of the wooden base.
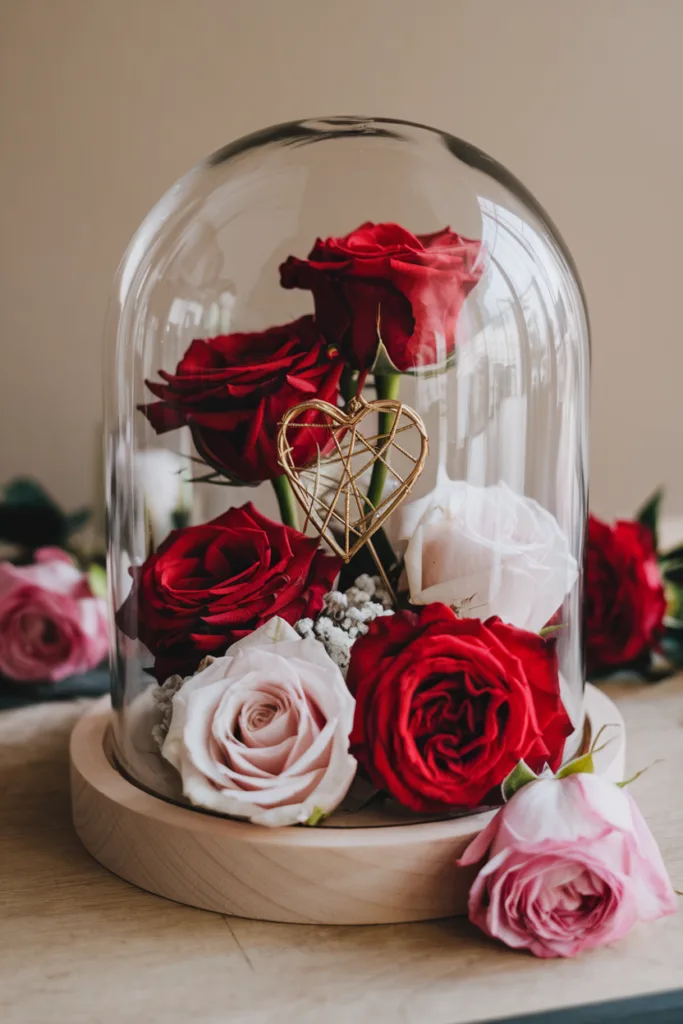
[70,685,626,925]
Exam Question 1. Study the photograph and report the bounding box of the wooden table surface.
[1,678,682,1024]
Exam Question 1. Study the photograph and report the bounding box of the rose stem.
[365,536,397,606]
[365,372,401,514]
[272,474,299,530]
[340,366,360,404]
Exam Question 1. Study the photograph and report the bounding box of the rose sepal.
[501,759,538,801]
[370,338,456,378]
[501,721,652,802]
[635,487,663,551]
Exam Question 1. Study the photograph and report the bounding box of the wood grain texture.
[72,702,489,924]
[0,679,680,1024]
[69,686,625,926]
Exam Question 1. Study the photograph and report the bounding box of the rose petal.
[161,618,356,827]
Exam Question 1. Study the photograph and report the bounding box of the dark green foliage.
[0,478,90,556]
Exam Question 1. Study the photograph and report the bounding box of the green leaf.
[369,339,457,378]
[660,545,683,567]
[616,768,646,789]
[3,478,58,509]
[556,752,595,778]
[539,622,566,638]
[617,760,662,788]
[0,478,91,551]
[588,722,622,758]
[0,477,67,549]
[170,507,191,531]
[635,488,663,550]
[501,760,538,801]
[87,563,107,599]
[661,628,683,668]
[65,508,91,538]
[664,580,683,624]
[340,365,361,403]
[305,806,327,827]
[664,564,683,587]
[661,564,683,591]
[370,339,403,376]
[557,724,619,773]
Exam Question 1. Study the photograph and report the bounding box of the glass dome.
[105,116,589,825]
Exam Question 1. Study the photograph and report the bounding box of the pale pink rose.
[459,772,677,958]
[162,617,356,827]
[0,548,109,683]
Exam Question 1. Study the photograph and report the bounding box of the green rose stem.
[365,372,401,514]
[340,365,360,404]
[272,474,299,530]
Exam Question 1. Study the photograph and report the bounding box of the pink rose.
[162,617,356,827]
[0,548,109,683]
[459,772,677,958]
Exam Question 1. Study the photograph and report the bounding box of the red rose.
[585,515,666,675]
[279,222,483,372]
[346,604,572,813]
[140,316,343,483]
[117,503,340,681]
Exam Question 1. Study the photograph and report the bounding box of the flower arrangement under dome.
[112,215,675,959]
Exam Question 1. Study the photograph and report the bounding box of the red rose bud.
[279,221,483,372]
[140,316,343,484]
[585,514,666,675]
[117,503,341,681]
[346,604,572,813]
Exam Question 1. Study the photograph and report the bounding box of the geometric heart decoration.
[277,395,429,565]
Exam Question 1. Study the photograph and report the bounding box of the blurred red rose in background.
[585,514,666,675]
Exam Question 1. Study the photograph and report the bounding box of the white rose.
[161,617,356,827]
[399,480,578,632]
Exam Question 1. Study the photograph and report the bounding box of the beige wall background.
[1,0,682,520]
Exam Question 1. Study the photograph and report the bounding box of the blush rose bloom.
[162,618,357,827]
[399,480,578,632]
[459,772,677,958]
[0,548,109,683]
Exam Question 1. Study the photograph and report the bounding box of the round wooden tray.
[70,684,626,925]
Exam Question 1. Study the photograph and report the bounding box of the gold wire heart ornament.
[276,395,429,567]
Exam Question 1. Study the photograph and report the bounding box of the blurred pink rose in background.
[0,548,109,683]
[459,771,677,958]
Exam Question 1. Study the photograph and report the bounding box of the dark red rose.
[279,221,483,372]
[140,316,343,484]
[117,502,340,681]
[346,604,572,813]
[585,515,666,675]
